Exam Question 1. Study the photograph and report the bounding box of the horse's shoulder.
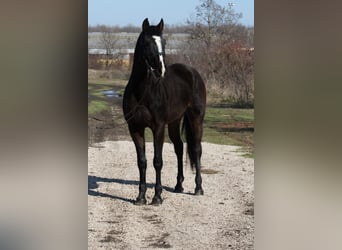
[168,63,192,72]
[166,63,197,83]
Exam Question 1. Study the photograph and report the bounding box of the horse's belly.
[166,105,187,123]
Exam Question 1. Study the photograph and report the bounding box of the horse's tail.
[182,114,196,170]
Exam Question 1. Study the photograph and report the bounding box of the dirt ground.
[88,140,254,249]
[88,88,254,249]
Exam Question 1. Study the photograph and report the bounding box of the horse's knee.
[153,157,163,170]
[138,157,147,169]
[195,143,202,157]
[174,143,183,157]
[190,144,202,160]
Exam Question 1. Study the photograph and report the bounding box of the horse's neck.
[128,57,148,100]
[130,55,148,82]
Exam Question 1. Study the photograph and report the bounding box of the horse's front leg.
[151,124,165,205]
[168,119,184,193]
[129,125,147,205]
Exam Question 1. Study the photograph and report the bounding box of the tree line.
[89,23,191,34]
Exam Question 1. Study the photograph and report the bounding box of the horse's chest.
[131,101,167,128]
[126,84,169,126]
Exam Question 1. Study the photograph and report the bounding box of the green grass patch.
[88,100,109,116]
[203,107,254,156]
[88,78,127,87]
[205,107,254,124]
[88,79,127,117]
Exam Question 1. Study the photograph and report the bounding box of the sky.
[88,0,254,27]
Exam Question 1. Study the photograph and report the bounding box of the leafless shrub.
[168,0,254,106]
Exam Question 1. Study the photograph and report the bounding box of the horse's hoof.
[174,185,184,193]
[151,196,163,206]
[134,197,147,205]
[194,188,204,195]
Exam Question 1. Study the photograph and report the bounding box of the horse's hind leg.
[193,139,204,196]
[193,124,204,195]
[129,126,147,205]
[168,119,184,193]
[185,113,204,195]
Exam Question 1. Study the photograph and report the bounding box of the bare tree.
[97,26,122,69]
[214,45,254,103]
[187,0,242,49]
[98,26,118,56]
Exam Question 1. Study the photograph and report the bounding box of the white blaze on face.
[152,35,166,77]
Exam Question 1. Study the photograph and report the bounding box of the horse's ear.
[157,18,164,32]
[142,18,150,31]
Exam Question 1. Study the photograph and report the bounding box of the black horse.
[123,18,206,205]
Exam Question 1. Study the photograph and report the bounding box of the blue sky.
[88,0,254,27]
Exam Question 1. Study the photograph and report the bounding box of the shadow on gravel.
[88,189,135,204]
[88,175,195,203]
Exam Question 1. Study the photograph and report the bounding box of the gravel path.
[88,140,254,249]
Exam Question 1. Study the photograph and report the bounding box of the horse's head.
[138,18,166,78]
